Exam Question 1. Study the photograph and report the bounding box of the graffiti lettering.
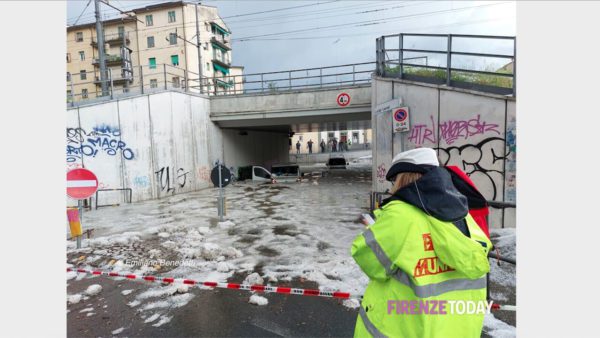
[155,166,189,194]
[436,137,508,200]
[66,126,134,162]
[197,166,211,182]
[376,163,386,183]
[133,176,150,188]
[408,115,500,146]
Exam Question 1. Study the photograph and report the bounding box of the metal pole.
[94,0,109,97]
[446,34,452,86]
[319,68,322,88]
[218,161,224,222]
[399,34,403,79]
[140,65,144,94]
[195,3,204,94]
[289,71,292,90]
[512,37,517,97]
[77,200,82,249]
[70,80,75,107]
[261,74,264,92]
[164,64,167,90]
[381,37,386,77]
[352,65,355,85]
[185,69,189,92]
[109,68,114,99]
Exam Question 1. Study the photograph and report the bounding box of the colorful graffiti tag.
[66,125,134,163]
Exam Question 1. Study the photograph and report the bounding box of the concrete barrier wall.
[66,91,218,207]
[371,77,516,228]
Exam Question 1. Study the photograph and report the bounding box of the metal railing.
[223,61,375,95]
[67,61,376,106]
[376,33,516,96]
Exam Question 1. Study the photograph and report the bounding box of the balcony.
[211,35,230,51]
[106,33,130,46]
[92,55,123,67]
[94,74,133,86]
[90,33,130,48]
[212,57,231,70]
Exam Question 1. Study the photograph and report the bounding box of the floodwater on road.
[66,162,515,337]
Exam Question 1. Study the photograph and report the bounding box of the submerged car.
[326,156,349,170]
[238,164,300,183]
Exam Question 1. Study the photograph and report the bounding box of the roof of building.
[67,16,136,31]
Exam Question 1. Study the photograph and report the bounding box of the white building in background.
[290,129,372,154]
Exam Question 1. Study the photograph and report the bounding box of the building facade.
[67,1,240,102]
[290,129,373,154]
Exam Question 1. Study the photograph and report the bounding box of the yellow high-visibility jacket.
[352,167,492,338]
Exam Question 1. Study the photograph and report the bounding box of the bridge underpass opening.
[215,116,373,175]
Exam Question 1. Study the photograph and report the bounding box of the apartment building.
[67,1,240,102]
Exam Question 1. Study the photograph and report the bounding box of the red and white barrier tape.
[67,267,362,300]
[67,267,516,311]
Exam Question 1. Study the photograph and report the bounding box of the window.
[67,90,72,99]
[149,57,156,69]
[169,33,177,45]
[80,70,87,80]
[206,62,210,71]
[79,51,85,61]
[352,132,359,143]
[67,53,71,63]
[145,15,153,26]
[150,79,158,88]
[168,10,176,23]
[204,42,208,50]
[253,167,271,179]
[147,36,155,48]
[172,76,180,88]
[205,23,210,32]
[76,32,83,42]
[67,72,71,81]
[118,26,125,39]
[82,89,88,99]
[171,55,179,66]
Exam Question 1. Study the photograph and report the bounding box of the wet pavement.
[66,163,515,337]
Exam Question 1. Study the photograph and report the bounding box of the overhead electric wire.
[233,1,511,41]
[70,0,93,27]
[218,0,339,19]
[231,17,513,42]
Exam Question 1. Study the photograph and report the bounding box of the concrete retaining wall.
[371,77,516,228]
[67,91,292,207]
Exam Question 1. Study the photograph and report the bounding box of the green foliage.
[384,65,513,89]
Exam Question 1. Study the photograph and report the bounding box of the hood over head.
[382,166,469,223]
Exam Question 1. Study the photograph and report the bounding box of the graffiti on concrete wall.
[504,117,516,202]
[197,166,211,183]
[408,115,501,146]
[133,176,151,188]
[155,166,189,194]
[436,137,508,201]
[376,163,387,183]
[66,125,134,163]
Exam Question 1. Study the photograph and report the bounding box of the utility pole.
[195,3,204,94]
[94,0,109,97]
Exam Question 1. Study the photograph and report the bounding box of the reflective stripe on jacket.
[352,200,492,338]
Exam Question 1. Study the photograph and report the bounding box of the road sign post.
[67,169,99,248]
[211,162,231,222]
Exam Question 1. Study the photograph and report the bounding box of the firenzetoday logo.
[387,300,494,315]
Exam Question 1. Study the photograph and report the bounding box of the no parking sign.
[392,107,410,132]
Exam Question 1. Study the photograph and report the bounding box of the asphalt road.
[67,274,359,337]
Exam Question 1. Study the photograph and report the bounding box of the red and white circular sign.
[337,92,351,107]
[67,168,98,199]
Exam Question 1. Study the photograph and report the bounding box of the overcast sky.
[67,0,516,75]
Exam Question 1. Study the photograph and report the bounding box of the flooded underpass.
[66,162,515,337]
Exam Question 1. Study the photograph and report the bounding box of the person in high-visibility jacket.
[352,148,492,338]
